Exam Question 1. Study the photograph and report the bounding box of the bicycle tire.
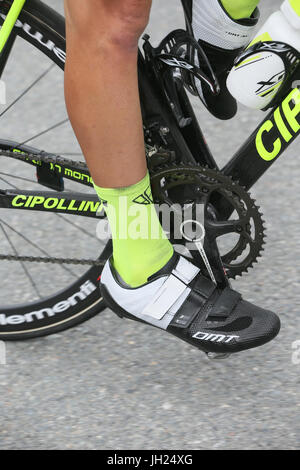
[0,0,110,340]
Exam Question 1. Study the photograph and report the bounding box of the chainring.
[150,163,266,279]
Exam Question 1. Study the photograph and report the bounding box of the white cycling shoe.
[100,252,281,355]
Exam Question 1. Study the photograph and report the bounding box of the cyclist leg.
[64,0,174,288]
[64,0,280,354]
[64,0,151,188]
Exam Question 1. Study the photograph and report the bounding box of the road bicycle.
[0,0,299,342]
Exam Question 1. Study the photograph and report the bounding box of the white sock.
[281,0,300,31]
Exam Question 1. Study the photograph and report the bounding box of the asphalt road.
[0,0,299,450]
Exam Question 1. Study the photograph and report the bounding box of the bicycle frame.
[139,36,300,219]
[0,0,299,222]
[223,88,300,186]
[140,37,300,179]
[0,0,25,52]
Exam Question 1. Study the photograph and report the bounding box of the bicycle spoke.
[0,222,42,299]
[18,118,69,146]
[0,218,77,278]
[54,213,101,241]
[0,175,18,189]
[0,172,73,194]
[0,171,36,185]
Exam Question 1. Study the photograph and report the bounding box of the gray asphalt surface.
[0,0,299,450]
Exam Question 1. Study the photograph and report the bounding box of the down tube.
[223,88,300,191]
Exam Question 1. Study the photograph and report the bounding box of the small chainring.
[150,163,266,279]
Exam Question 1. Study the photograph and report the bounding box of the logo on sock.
[132,186,154,205]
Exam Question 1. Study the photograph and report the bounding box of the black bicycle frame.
[138,46,300,197]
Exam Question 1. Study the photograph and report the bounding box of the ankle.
[94,173,174,288]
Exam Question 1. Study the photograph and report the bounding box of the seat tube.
[0,0,26,53]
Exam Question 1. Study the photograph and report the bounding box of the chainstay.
[0,149,89,171]
[1,146,168,169]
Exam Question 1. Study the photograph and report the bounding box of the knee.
[65,0,152,52]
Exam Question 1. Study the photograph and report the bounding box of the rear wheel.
[0,0,111,340]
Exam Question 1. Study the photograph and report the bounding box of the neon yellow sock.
[94,173,174,288]
[221,0,260,20]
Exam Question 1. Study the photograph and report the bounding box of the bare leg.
[64,0,173,287]
[64,0,152,188]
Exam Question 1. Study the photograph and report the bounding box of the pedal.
[143,30,220,99]
[164,71,193,128]
[206,352,231,360]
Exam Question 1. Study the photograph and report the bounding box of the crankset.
[150,163,266,281]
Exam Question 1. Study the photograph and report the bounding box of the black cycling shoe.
[181,0,260,120]
[100,253,281,355]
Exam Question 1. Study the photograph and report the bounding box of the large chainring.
[150,163,266,279]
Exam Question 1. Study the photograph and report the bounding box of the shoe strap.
[169,271,216,329]
[141,257,199,320]
[170,282,241,329]
[173,256,200,283]
[207,287,241,320]
[170,289,207,329]
[191,273,216,299]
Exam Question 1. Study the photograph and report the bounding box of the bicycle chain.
[1,149,89,170]
[1,149,102,267]
[0,254,104,266]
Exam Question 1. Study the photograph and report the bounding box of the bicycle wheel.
[0,0,111,340]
